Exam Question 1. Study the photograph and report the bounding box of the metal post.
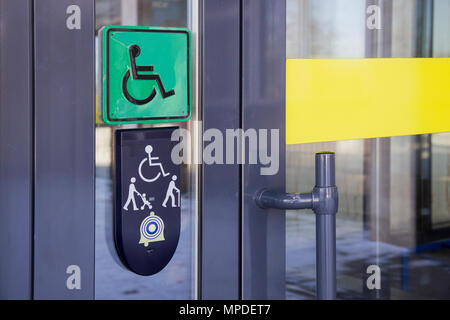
[255,152,338,300]
[316,214,336,299]
[314,152,337,300]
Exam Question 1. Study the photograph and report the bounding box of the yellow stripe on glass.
[286,58,450,145]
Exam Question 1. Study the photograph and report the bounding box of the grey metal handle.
[255,152,338,300]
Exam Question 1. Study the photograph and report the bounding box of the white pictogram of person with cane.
[162,175,180,208]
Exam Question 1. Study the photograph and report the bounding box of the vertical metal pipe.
[316,214,336,300]
[315,152,337,300]
[255,151,338,300]
[315,152,335,187]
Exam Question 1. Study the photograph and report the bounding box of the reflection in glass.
[94,0,196,299]
[286,0,450,299]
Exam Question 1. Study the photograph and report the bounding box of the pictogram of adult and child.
[123,144,180,212]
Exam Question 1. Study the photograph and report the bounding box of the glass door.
[283,0,450,299]
[94,0,200,299]
[240,0,450,300]
[91,0,450,301]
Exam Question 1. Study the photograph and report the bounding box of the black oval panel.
[114,127,180,276]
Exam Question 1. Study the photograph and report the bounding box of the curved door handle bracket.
[255,151,338,215]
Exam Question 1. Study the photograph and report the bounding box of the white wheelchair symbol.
[138,145,170,183]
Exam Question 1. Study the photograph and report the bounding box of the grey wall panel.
[201,0,241,299]
[242,0,286,299]
[0,0,33,299]
[33,0,94,299]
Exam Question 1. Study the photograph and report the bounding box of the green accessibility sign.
[100,26,191,124]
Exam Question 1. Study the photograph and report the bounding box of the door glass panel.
[95,0,198,299]
[286,0,450,299]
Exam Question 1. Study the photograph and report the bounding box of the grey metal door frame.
[0,0,34,299]
[33,0,95,299]
[0,0,95,299]
[200,0,242,299]
[241,0,286,300]
[200,0,286,299]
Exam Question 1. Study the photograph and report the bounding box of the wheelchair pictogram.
[122,44,175,105]
[138,145,170,183]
